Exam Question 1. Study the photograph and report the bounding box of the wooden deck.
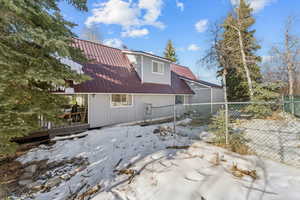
[13,123,90,144]
[48,123,90,138]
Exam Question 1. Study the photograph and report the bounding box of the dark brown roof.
[72,38,193,94]
[171,63,223,89]
[73,38,131,67]
[171,64,197,80]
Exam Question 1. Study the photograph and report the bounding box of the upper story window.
[152,61,165,74]
[111,94,133,107]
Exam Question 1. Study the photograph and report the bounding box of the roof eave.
[179,76,223,89]
[122,50,173,63]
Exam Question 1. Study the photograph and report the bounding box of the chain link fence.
[284,96,300,117]
[148,101,300,168]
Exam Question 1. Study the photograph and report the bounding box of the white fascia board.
[55,92,191,96]
[141,55,144,83]
[180,77,212,88]
[122,50,172,63]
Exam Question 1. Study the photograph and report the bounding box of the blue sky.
[60,0,300,83]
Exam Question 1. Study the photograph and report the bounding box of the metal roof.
[73,38,131,67]
[72,38,194,94]
[171,64,198,80]
[171,64,222,88]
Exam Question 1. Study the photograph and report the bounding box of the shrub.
[244,82,282,118]
[209,109,251,155]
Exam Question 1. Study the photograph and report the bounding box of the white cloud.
[85,0,139,28]
[195,19,208,33]
[230,0,276,13]
[103,38,124,49]
[121,28,149,38]
[176,0,184,12]
[85,0,164,38]
[138,0,164,28]
[187,44,200,51]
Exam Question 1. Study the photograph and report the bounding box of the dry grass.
[189,119,211,127]
[215,142,252,155]
[74,184,101,200]
[266,111,285,121]
[166,145,190,149]
[115,169,135,176]
[231,163,258,180]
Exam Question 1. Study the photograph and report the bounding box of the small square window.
[152,61,164,74]
[111,94,133,107]
[153,62,158,73]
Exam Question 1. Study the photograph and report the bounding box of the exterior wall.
[141,56,171,85]
[88,94,175,128]
[136,55,142,78]
[185,81,224,104]
[212,88,225,103]
[184,81,225,117]
[186,81,211,104]
[184,95,191,104]
[126,54,142,78]
[124,53,171,85]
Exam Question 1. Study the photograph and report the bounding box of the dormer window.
[152,61,165,74]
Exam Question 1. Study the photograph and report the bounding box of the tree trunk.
[285,30,295,97]
[237,28,254,99]
[285,32,295,114]
[222,68,229,145]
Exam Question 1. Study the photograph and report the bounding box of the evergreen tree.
[0,0,88,155]
[164,40,178,63]
[220,0,262,101]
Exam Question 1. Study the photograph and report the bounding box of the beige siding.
[141,56,171,85]
[89,94,174,128]
[184,81,225,116]
[134,55,142,78]
[212,88,225,103]
[190,88,211,104]
[185,81,224,104]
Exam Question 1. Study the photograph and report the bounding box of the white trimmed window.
[152,61,165,74]
[175,95,185,104]
[111,94,133,107]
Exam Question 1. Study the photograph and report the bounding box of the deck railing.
[38,107,88,130]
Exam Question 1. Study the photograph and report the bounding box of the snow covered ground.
[15,119,300,200]
[240,119,300,167]
[95,144,300,200]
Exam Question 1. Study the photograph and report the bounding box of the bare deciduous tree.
[201,22,232,144]
[269,16,300,96]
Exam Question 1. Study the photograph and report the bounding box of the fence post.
[210,88,213,114]
[173,104,176,134]
[225,102,229,145]
[281,96,286,117]
[291,95,295,116]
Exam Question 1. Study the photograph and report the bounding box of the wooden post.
[173,104,176,134]
[291,95,295,116]
[222,70,229,145]
[210,88,213,114]
[225,102,229,145]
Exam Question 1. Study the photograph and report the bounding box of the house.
[58,38,224,128]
